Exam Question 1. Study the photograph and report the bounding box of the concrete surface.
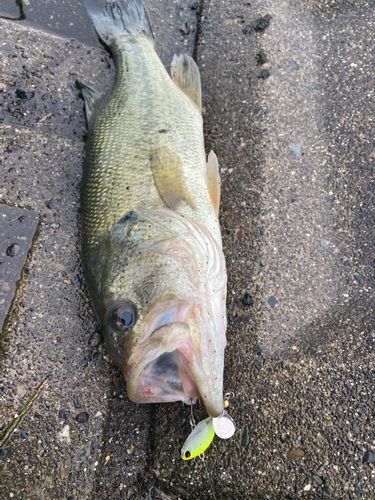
[0,0,98,46]
[0,205,39,331]
[1,0,375,499]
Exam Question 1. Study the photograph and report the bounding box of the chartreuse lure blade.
[181,417,215,460]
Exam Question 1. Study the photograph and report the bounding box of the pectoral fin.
[206,151,221,216]
[76,80,104,125]
[150,146,194,210]
[171,54,202,113]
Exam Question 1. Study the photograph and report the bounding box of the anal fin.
[76,80,104,125]
[171,54,202,113]
[150,146,194,210]
[206,151,221,217]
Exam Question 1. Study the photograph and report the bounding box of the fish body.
[81,0,227,417]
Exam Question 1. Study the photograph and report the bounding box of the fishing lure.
[181,394,237,460]
[181,417,215,460]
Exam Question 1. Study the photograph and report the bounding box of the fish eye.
[113,303,136,331]
[184,451,191,458]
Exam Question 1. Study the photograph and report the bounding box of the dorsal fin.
[206,151,221,216]
[149,146,194,210]
[171,54,202,113]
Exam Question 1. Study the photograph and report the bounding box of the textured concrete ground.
[0,205,39,331]
[1,0,375,499]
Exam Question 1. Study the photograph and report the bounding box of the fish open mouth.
[126,321,224,417]
[141,349,199,403]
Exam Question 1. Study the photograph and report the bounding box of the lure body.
[181,417,215,460]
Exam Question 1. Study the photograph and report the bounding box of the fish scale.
[82,37,216,258]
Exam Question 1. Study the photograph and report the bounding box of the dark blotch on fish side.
[6,243,20,257]
[76,411,89,423]
[159,129,168,133]
[242,292,254,307]
[243,14,272,34]
[16,88,35,99]
[362,450,375,465]
[118,210,138,224]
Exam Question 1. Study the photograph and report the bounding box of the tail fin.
[83,0,153,46]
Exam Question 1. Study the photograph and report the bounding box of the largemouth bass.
[81,0,227,417]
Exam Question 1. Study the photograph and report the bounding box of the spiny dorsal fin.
[171,54,202,113]
[150,146,194,210]
[76,80,104,125]
[206,151,221,217]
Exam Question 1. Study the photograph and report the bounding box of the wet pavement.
[0,205,38,332]
[1,0,375,499]
[0,0,98,45]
